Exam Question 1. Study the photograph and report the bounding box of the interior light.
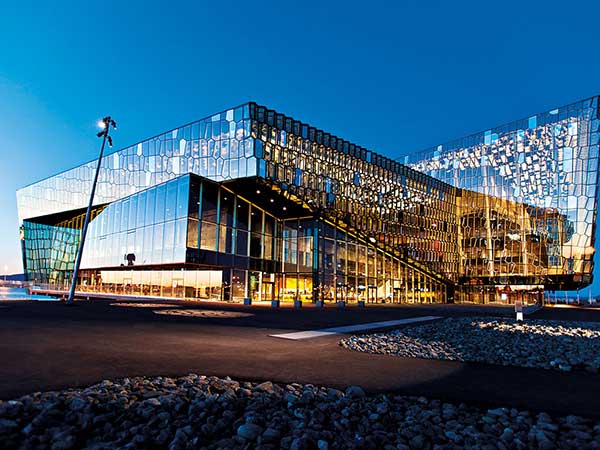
[256,190,261,194]
[270,199,274,203]
[283,206,287,211]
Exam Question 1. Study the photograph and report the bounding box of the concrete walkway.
[1,300,599,418]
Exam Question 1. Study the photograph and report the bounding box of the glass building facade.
[17,97,600,304]
[403,96,600,302]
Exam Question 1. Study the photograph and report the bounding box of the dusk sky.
[2,0,600,293]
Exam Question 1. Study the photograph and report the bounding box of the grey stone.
[340,317,600,374]
[538,438,556,450]
[237,423,262,440]
[299,390,314,404]
[410,434,425,449]
[344,385,366,399]
[444,430,462,443]
[500,428,513,442]
[262,427,281,441]
[317,440,329,450]
[237,388,252,398]
[168,429,188,450]
[290,436,316,450]
[3,372,599,450]
[0,418,18,434]
[144,397,161,406]
[571,429,592,440]
[254,381,275,394]
[51,432,77,450]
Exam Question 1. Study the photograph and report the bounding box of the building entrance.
[261,281,275,303]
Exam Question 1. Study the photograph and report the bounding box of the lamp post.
[66,116,116,305]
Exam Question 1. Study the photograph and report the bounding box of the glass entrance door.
[368,285,378,303]
[172,278,184,298]
[261,282,275,302]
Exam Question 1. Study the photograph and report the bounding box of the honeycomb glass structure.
[403,96,600,302]
[16,97,600,304]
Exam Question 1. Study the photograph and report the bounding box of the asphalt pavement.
[1,300,599,418]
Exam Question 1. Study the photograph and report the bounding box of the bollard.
[271,299,280,308]
[243,297,252,306]
[315,300,324,307]
[357,300,366,307]
[515,299,523,321]
[294,299,302,308]
[337,300,346,308]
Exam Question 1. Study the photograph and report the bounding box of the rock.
[538,421,558,432]
[144,397,162,406]
[254,381,275,394]
[500,427,513,442]
[299,390,314,404]
[317,440,329,450]
[262,427,281,442]
[237,423,262,440]
[344,385,366,399]
[376,402,389,415]
[212,378,240,391]
[67,397,87,411]
[340,317,600,374]
[0,418,18,434]
[326,388,343,400]
[538,438,555,450]
[237,388,252,398]
[444,430,462,443]
[410,434,425,449]
[1,373,598,450]
[51,432,76,450]
[168,429,188,450]
[571,430,592,440]
[488,407,508,416]
[285,393,298,404]
[290,436,317,450]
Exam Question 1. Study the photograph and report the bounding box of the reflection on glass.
[17,99,599,305]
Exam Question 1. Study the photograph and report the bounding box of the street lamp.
[66,116,117,305]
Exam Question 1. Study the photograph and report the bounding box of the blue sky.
[1,0,600,292]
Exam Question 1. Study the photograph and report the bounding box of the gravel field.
[1,374,600,450]
[340,317,600,372]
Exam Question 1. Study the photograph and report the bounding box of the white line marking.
[270,316,442,340]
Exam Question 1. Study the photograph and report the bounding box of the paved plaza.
[1,300,599,418]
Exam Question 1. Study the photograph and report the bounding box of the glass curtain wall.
[77,269,223,300]
[22,207,104,285]
[250,103,460,286]
[81,175,190,269]
[17,104,255,223]
[185,177,448,304]
[20,99,597,305]
[404,96,600,302]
